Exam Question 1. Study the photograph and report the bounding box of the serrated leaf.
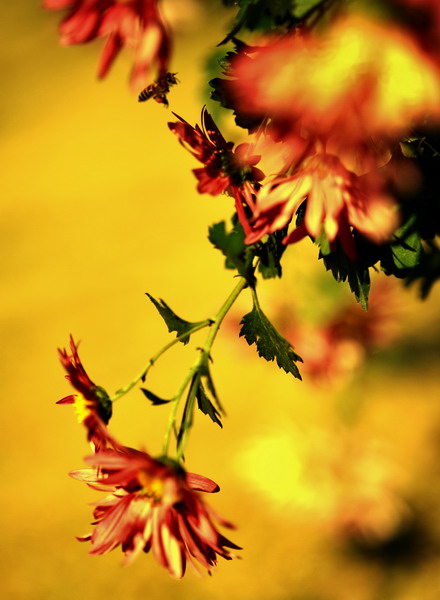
[239,296,302,379]
[256,231,286,279]
[314,228,332,256]
[196,381,223,427]
[347,264,370,310]
[140,388,173,405]
[390,216,422,270]
[404,241,440,299]
[209,221,245,258]
[146,293,206,344]
[319,238,371,309]
[380,215,423,279]
[208,219,254,282]
[200,363,226,415]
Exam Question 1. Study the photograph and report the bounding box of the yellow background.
[2,3,440,599]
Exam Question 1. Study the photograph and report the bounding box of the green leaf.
[319,236,371,309]
[146,294,206,344]
[404,240,440,299]
[208,219,254,283]
[220,0,296,43]
[390,216,422,270]
[293,0,325,18]
[196,381,223,427]
[347,264,370,310]
[380,215,423,279]
[239,292,302,379]
[200,362,226,415]
[140,388,173,405]
[255,231,287,279]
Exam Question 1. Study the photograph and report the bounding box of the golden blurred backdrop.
[2,2,440,599]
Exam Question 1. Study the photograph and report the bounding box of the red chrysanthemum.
[243,153,398,259]
[71,446,240,577]
[43,0,172,90]
[58,335,114,450]
[168,107,264,196]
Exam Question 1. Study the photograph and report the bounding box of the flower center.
[138,470,165,504]
[73,395,93,424]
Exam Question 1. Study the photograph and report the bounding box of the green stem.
[110,319,213,402]
[202,276,248,358]
[162,276,248,459]
[175,373,200,462]
[162,364,199,456]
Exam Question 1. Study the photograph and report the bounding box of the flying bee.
[138,72,179,107]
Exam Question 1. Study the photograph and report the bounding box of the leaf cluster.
[317,233,372,310]
[208,216,286,283]
[143,295,224,440]
[220,0,329,43]
[381,136,440,296]
[142,362,223,428]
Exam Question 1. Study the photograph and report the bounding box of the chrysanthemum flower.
[168,107,264,195]
[58,335,114,450]
[71,446,240,577]
[43,0,172,90]
[229,14,440,142]
[244,153,398,259]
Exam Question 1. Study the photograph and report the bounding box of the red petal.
[43,0,75,8]
[186,473,219,493]
[282,222,308,244]
[97,34,123,79]
[56,394,76,405]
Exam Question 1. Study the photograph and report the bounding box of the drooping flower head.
[44,0,172,90]
[58,335,114,449]
[243,153,398,259]
[168,107,264,196]
[71,446,240,577]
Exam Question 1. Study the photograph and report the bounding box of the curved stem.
[110,319,213,402]
[163,276,248,459]
[202,275,248,358]
[162,364,199,456]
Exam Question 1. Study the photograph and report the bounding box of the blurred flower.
[279,280,399,384]
[229,14,440,142]
[244,153,398,259]
[237,427,409,546]
[58,335,114,450]
[168,107,264,195]
[331,437,410,546]
[44,0,172,90]
[71,446,240,577]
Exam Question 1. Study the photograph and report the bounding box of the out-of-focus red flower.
[243,153,398,259]
[71,446,240,577]
[43,0,172,90]
[330,437,410,546]
[168,107,264,195]
[279,280,399,385]
[229,14,440,142]
[58,335,114,450]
